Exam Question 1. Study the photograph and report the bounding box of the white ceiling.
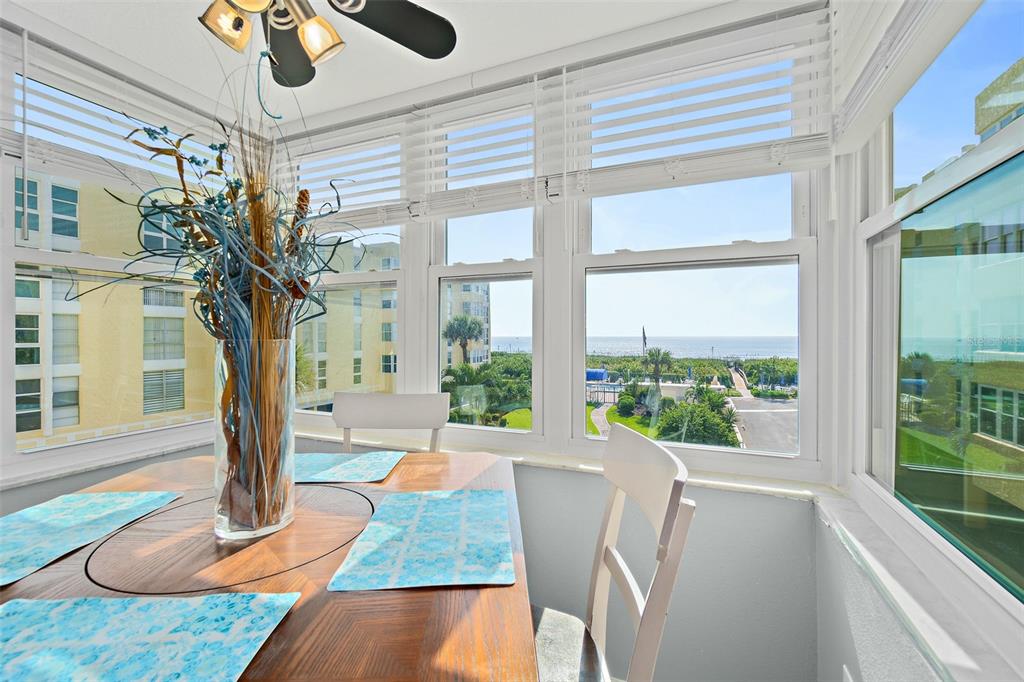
[9,0,730,123]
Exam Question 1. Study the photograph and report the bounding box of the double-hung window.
[15,314,40,366]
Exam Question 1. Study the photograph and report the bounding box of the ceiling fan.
[199,0,457,87]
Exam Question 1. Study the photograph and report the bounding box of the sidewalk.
[591,403,612,437]
[729,368,752,398]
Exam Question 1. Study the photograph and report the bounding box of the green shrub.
[617,394,636,417]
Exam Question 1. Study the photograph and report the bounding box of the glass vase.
[213,337,295,540]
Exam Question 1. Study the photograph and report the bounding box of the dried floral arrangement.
[114,122,349,535]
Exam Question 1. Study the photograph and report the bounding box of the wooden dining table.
[0,452,540,681]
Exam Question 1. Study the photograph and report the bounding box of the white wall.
[514,464,819,681]
[815,513,941,682]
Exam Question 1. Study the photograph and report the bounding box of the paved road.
[731,396,798,453]
[591,403,612,437]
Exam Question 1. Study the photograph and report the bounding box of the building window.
[382,290,396,309]
[353,358,362,385]
[143,287,184,307]
[52,314,79,364]
[15,279,39,298]
[381,354,397,374]
[144,317,185,360]
[353,322,362,352]
[16,379,42,432]
[51,185,79,238]
[52,278,78,301]
[316,319,327,353]
[142,213,183,253]
[52,376,80,428]
[143,369,185,414]
[872,151,1024,601]
[380,256,398,271]
[15,314,40,365]
[14,177,40,233]
[892,1,1023,198]
[439,276,532,431]
[317,360,328,390]
[381,322,394,342]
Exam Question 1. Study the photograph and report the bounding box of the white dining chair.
[532,423,696,682]
[331,392,451,452]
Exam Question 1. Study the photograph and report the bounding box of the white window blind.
[52,313,79,364]
[281,5,830,227]
[2,27,221,184]
[143,369,185,414]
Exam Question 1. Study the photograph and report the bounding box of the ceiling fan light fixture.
[297,16,346,65]
[228,0,274,11]
[199,0,252,52]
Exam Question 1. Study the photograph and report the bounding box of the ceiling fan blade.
[261,10,316,88]
[332,0,456,59]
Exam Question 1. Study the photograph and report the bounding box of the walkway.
[730,368,752,398]
[591,403,612,438]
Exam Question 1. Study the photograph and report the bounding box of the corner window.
[871,152,1024,601]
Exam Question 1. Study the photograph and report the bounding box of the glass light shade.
[199,0,252,53]
[229,0,273,11]
[297,16,346,65]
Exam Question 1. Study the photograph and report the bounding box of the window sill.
[1,420,214,491]
[832,478,1024,681]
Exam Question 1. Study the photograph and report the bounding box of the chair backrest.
[331,392,451,452]
[585,423,696,682]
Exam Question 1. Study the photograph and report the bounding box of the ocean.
[491,336,798,359]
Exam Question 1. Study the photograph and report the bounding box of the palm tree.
[643,347,673,390]
[442,315,484,364]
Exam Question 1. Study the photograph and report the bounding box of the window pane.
[14,271,213,451]
[440,277,533,431]
[893,1,1024,197]
[889,152,1024,601]
[317,225,400,274]
[591,175,792,253]
[446,209,533,265]
[295,283,398,411]
[15,279,39,298]
[585,262,799,453]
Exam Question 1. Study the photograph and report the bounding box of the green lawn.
[898,427,1024,475]
[605,405,657,438]
[503,408,532,430]
[585,404,599,435]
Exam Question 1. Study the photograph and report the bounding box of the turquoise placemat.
[0,592,300,681]
[0,491,179,586]
[328,489,516,591]
[295,451,405,483]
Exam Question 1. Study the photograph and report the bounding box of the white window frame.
[850,118,1024,659]
[571,214,820,470]
[428,222,545,442]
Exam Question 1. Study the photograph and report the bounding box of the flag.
[642,326,648,353]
